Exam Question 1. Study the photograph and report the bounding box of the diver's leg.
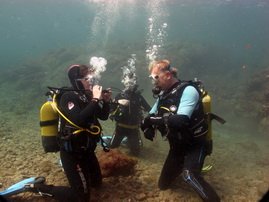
[60,150,91,202]
[127,128,141,156]
[87,151,102,188]
[158,140,184,190]
[110,125,125,148]
[25,150,86,201]
[0,195,7,202]
[182,143,220,202]
[31,183,78,202]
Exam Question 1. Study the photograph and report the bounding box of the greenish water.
[1,0,268,124]
[0,0,268,200]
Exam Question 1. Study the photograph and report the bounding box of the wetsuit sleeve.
[60,92,100,127]
[95,101,110,120]
[177,86,199,118]
[167,86,199,129]
[139,95,151,112]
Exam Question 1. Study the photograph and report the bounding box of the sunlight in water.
[87,0,169,63]
[145,0,169,62]
[87,0,136,3]
[90,1,121,47]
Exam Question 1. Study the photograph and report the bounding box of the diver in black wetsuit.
[109,85,151,155]
[141,60,220,202]
[32,64,112,202]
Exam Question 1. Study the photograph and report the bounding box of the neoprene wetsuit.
[35,90,110,202]
[150,81,220,202]
[110,89,150,155]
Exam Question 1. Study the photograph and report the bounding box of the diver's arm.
[140,95,151,112]
[96,101,110,120]
[167,86,199,129]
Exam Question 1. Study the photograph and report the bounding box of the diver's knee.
[182,169,202,189]
[158,183,169,190]
[158,178,170,190]
[182,169,192,182]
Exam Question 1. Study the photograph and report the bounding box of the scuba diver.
[35,64,112,202]
[109,67,151,156]
[140,60,220,202]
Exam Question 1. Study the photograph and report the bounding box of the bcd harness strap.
[51,94,101,136]
[110,105,120,117]
[207,112,226,124]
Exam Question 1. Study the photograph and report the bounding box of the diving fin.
[202,164,213,173]
[101,135,128,146]
[101,135,142,147]
[0,176,45,197]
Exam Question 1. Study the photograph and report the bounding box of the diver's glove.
[141,113,171,129]
[141,115,153,129]
[143,127,155,141]
[141,115,155,141]
[147,113,171,126]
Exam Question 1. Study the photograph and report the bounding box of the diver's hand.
[102,88,112,102]
[143,127,155,141]
[148,113,170,126]
[149,116,164,125]
[117,99,130,106]
[141,116,155,141]
[92,85,102,100]
[141,116,152,130]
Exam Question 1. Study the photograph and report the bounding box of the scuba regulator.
[152,86,162,98]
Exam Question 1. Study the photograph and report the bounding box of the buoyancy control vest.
[156,79,225,155]
[157,81,207,139]
[39,87,102,153]
[110,91,146,125]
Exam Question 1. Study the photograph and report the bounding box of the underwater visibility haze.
[0,0,268,201]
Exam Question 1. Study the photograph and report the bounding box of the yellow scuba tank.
[194,78,225,156]
[40,98,60,152]
[201,89,214,156]
[202,91,212,141]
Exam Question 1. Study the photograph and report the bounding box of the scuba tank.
[39,97,60,153]
[201,90,213,155]
[39,87,103,153]
[201,91,212,141]
[193,78,212,141]
[195,78,225,155]
[193,78,213,155]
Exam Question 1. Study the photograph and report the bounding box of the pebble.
[135,193,147,201]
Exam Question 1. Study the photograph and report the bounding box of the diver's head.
[67,64,94,91]
[148,59,178,91]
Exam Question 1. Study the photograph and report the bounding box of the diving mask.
[77,74,99,86]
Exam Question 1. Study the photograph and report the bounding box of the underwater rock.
[97,149,138,177]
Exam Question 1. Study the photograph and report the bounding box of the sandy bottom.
[0,114,268,202]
